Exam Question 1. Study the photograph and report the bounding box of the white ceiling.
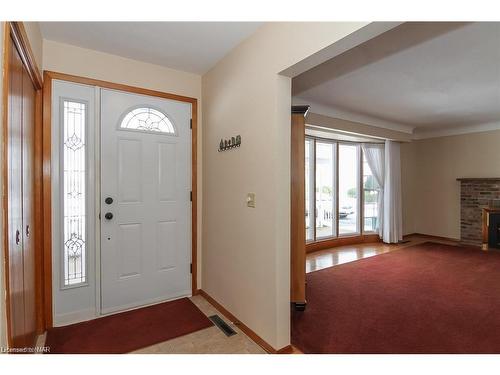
[39,22,262,74]
[293,22,500,138]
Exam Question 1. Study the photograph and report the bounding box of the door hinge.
[190,191,192,201]
[190,263,193,274]
[190,119,192,129]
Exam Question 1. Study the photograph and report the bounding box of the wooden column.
[290,105,309,310]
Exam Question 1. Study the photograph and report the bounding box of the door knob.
[105,212,114,220]
[105,197,113,204]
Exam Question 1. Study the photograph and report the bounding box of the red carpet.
[292,242,500,353]
[45,297,213,353]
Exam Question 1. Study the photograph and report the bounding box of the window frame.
[305,136,381,244]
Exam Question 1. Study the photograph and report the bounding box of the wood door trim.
[44,71,197,105]
[42,73,52,328]
[34,90,44,333]
[42,71,199,328]
[2,21,43,347]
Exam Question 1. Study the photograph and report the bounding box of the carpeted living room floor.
[293,241,500,353]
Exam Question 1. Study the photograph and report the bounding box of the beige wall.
[43,39,204,286]
[43,40,201,99]
[401,141,418,235]
[23,22,43,70]
[202,22,373,350]
[401,129,500,239]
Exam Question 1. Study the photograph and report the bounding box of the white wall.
[43,40,204,287]
[0,21,7,349]
[202,22,377,350]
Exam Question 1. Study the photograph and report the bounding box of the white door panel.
[100,89,191,314]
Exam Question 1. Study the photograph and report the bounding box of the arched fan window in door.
[120,106,176,134]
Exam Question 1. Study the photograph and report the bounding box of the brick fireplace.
[458,178,500,248]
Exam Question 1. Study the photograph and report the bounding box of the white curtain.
[383,140,403,243]
[361,143,385,238]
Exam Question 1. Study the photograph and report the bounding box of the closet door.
[6,36,37,349]
[7,38,25,348]
[22,64,37,346]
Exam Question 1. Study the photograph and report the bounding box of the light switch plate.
[247,193,256,208]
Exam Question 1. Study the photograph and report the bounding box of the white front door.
[100,89,192,314]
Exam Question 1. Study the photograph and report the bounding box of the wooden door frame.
[42,71,199,328]
[2,21,44,347]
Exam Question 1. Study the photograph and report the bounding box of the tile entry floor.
[38,295,266,354]
[133,295,265,354]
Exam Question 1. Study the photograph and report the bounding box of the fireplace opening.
[488,213,500,249]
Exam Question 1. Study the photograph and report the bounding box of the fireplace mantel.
[457,178,500,182]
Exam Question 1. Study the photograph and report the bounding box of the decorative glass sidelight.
[120,107,175,134]
[63,100,86,286]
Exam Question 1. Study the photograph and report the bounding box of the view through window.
[305,137,381,242]
[338,144,359,235]
[363,156,379,232]
[315,142,336,239]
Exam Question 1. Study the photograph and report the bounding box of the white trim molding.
[413,120,500,140]
[294,97,500,141]
[292,97,415,134]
